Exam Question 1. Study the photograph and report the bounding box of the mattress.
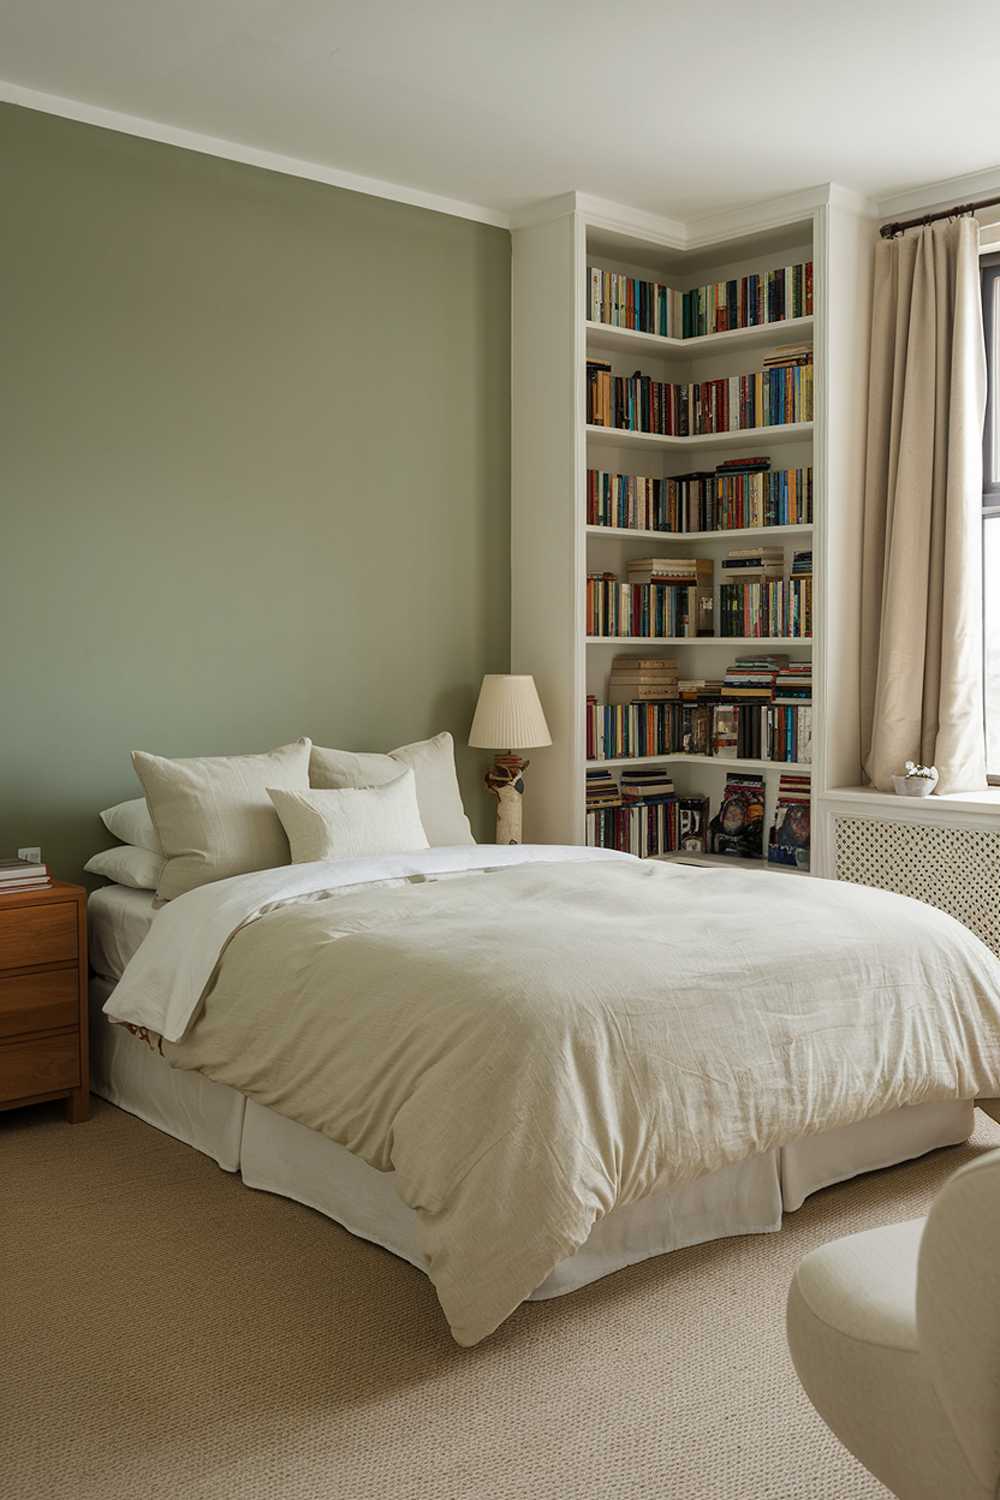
[88,884,158,982]
[89,975,974,1302]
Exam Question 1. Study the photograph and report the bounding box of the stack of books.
[621,767,675,801]
[587,463,813,533]
[678,676,723,701]
[775,662,812,702]
[585,768,622,813]
[789,550,813,638]
[769,774,812,869]
[607,655,678,705]
[723,654,788,701]
[586,573,713,638]
[586,352,814,438]
[0,858,50,894]
[587,259,813,337]
[720,545,784,580]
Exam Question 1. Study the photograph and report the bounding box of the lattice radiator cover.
[835,816,1000,955]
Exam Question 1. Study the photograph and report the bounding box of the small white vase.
[891,773,938,797]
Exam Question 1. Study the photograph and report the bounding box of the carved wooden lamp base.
[484,754,529,845]
[469,674,551,847]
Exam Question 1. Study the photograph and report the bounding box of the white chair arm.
[917,1146,1000,1491]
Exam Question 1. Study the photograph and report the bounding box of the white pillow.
[132,739,312,901]
[309,731,473,846]
[85,845,166,891]
[100,798,162,853]
[268,771,429,863]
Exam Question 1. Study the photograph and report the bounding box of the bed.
[89,845,1000,1345]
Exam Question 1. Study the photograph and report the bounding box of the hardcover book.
[708,774,766,860]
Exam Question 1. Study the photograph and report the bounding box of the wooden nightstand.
[0,882,89,1122]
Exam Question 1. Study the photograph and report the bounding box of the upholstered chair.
[787,1146,1000,1500]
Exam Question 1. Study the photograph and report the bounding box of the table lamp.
[468,674,551,844]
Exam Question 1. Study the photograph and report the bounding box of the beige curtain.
[861,217,987,793]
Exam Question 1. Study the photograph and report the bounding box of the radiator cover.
[835,815,1000,955]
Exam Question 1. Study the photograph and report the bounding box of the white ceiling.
[4,0,1000,224]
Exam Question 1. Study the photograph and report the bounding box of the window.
[982,257,1000,777]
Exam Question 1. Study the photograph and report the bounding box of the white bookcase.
[511,188,875,876]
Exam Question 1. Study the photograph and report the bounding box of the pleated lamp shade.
[468,675,552,751]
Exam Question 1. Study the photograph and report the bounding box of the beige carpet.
[3,1102,998,1500]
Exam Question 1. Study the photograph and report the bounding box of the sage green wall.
[1,104,511,880]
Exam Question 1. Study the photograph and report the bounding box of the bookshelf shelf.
[585,636,813,647]
[586,754,812,773]
[586,523,813,543]
[585,422,813,451]
[585,314,814,360]
[652,851,813,877]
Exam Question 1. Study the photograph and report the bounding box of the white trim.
[821,785,1000,821]
[512,186,877,250]
[685,183,876,246]
[0,79,510,230]
[877,163,1000,222]
[10,75,992,242]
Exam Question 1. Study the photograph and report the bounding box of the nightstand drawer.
[0,1030,80,1102]
[0,902,77,972]
[0,969,78,1039]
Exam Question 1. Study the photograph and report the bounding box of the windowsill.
[823,784,1000,817]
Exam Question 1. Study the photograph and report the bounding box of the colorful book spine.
[588,260,813,338]
[586,466,813,532]
[586,795,700,858]
[719,579,793,638]
[586,577,713,638]
[586,699,812,764]
[586,358,813,437]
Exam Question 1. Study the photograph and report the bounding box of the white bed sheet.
[89,977,973,1301]
[88,884,158,982]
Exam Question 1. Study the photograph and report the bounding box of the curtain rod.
[881,192,1000,238]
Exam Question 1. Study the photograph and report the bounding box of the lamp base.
[484,754,529,844]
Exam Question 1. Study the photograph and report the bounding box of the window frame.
[982,254,1000,781]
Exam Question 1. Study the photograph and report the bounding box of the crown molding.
[511,183,876,250]
[877,162,1000,221]
[0,79,511,230]
[5,77,933,241]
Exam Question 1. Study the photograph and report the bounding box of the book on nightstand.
[0,858,51,892]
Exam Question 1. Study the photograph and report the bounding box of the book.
[586,696,811,764]
[768,774,812,869]
[711,705,738,758]
[587,259,812,339]
[585,354,814,437]
[587,465,812,532]
[625,557,714,584]
[0,878,51,892]
[678,795,710,853]
[586,574,713,638]
[708,773,766,860]
[621,769,675,800]
[0,858,48,881]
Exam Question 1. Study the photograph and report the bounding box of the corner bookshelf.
[511,189,875,877]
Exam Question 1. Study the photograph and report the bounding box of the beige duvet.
[140,855,1000,1345]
